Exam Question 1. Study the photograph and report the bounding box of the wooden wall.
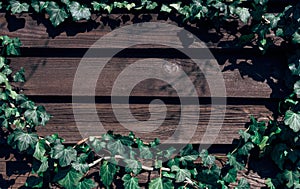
[0,8,289,188]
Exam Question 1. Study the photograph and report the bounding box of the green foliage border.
[0,0,300,188]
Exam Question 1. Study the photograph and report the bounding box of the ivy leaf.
[0,57,6,69]
[0,73,7,84]
[283,170,300,188]
[289,59,300,76]
[149,178,174,189]
[171,165,191,183]
[265,178,276,189]
[69,1,91,21]
[4,37,22,56]
[24,108,39,125]
[199,149,215,166]
[292,32,300,44]
[236,178,250,189]
[77,179,97,189]
[58,169,83,189]
[227,153,244,170]
[72,162,89,174]
[164,146,176,158]
[122,174,140,189]
[271,143,288,170]
[169,2,181,11]
[284,110,300,132]
[51,145,77,167]
[100,160,117,188]
[238,142,254,156]
[37,105,50,126]
[11,130,38,152]
[107,140,126,155]
[36,157,49,175]
[235,7,250,23]
[25,176,43,188]
[89,137,106,152]
[125,3,136,10]
[146,2,158,10]
[46,2,68,27]
[124,159,142,174]
[161,4,172,13]
[9,0,29,14]
[294,81,300,97]
[139,146,153,159]
[13,67,25,82]
[33,139,46,161]
[239,130,251,142]
[223,168,237,183]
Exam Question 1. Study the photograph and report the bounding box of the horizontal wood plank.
[0,13,236,48]
[0,13,267,49]
[11,57,287,98]
[32,103,273,144]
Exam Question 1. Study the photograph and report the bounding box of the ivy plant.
[0,0,300,188]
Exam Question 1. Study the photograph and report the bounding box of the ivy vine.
[0,0,300,189]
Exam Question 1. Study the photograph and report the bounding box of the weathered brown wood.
[32,103,272,144]
[11,57,287,98]
[0,13,245,49]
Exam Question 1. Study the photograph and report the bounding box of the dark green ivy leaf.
[25,176,43,188]
[100,160,117,188]
[171,165,191,183]
[51,145,77,167]
[292,32,300,44]
[77,179,97,189]
[238,142,254,156]
[124,159,142,174]
[283,170,300,188]
[69,1,91,21]
[122,174,140,189]
[161,4,172,13]
[239,130,251,142]
[139,146,153,159]
[227,153,244,170]
[58,169,83,189]
[46,1,68,27]
[24,108,39,125]
[200,149,215,166]
[149,177,174,189]
[33,139,46,161]
[9,0,29,14]
[107,140,126,155]
[10,130,38,152]
[284,110,300,132]
[36,157,49,175]
[223,168,237,183]
[13,67,25,83]
[235,7,250,23]
[271,143,288,170]
[72,162,89,174]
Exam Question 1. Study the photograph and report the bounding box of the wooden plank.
[31,103,273,144]
[0,13,254,49]
[11,57,287,98]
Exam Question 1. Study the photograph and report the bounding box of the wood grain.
[30,103,273,144]
[0,13,244,49]
[11,57,287,98]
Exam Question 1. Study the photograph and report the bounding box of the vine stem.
[88,155,198,186]
[73,136,150,149]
